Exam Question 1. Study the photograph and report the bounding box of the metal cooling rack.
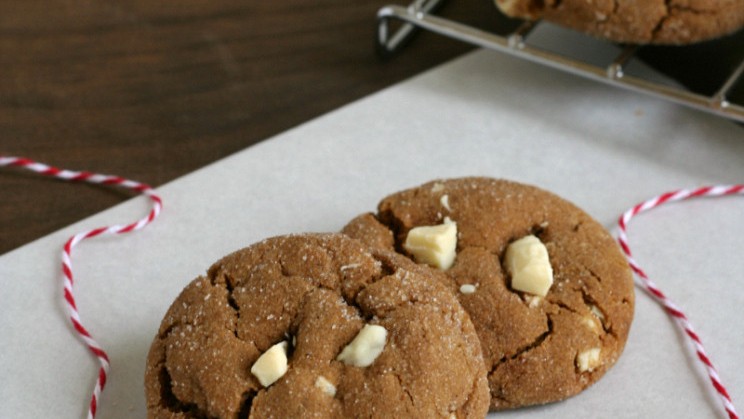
[377,0,744,123]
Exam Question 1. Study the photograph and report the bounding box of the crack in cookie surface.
[490,316,554,376]
[158,366,213,418]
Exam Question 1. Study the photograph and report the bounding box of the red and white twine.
[0,156,163,419]
[617,185,743,419]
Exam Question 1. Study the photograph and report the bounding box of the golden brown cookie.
[494,0,744,44]
[342,178,635,410]
[145,233,489,418]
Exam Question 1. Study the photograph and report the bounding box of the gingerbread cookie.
[494,0,744,44]
[145,233,489,418]
[342,178,635,410]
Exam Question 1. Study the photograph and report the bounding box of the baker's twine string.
[0,156,163,419]
[617,185,743,419]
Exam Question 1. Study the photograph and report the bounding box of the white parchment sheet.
[2,43,743,418]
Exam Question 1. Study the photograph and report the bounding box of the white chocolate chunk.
[524,295,542,308]
[504,235,553,297]
[589,304,605,323]
[459,284,476,294]
[582,316,600,332]
[431,182,445,193]
[336,324,387,367]
[440,194,451,211]
[251,341,289,387]
[315,376,336,396]
[403,220,457,270]
[576,348,601,372]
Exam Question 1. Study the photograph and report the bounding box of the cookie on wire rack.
[494,0,744,44]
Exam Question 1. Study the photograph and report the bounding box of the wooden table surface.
[2,0,742,256]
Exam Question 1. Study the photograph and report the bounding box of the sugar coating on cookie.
[342,177,635,410]
[145,233,490,418]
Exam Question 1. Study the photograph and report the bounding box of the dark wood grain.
[0,0,508,255]
[2,1,742,255]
